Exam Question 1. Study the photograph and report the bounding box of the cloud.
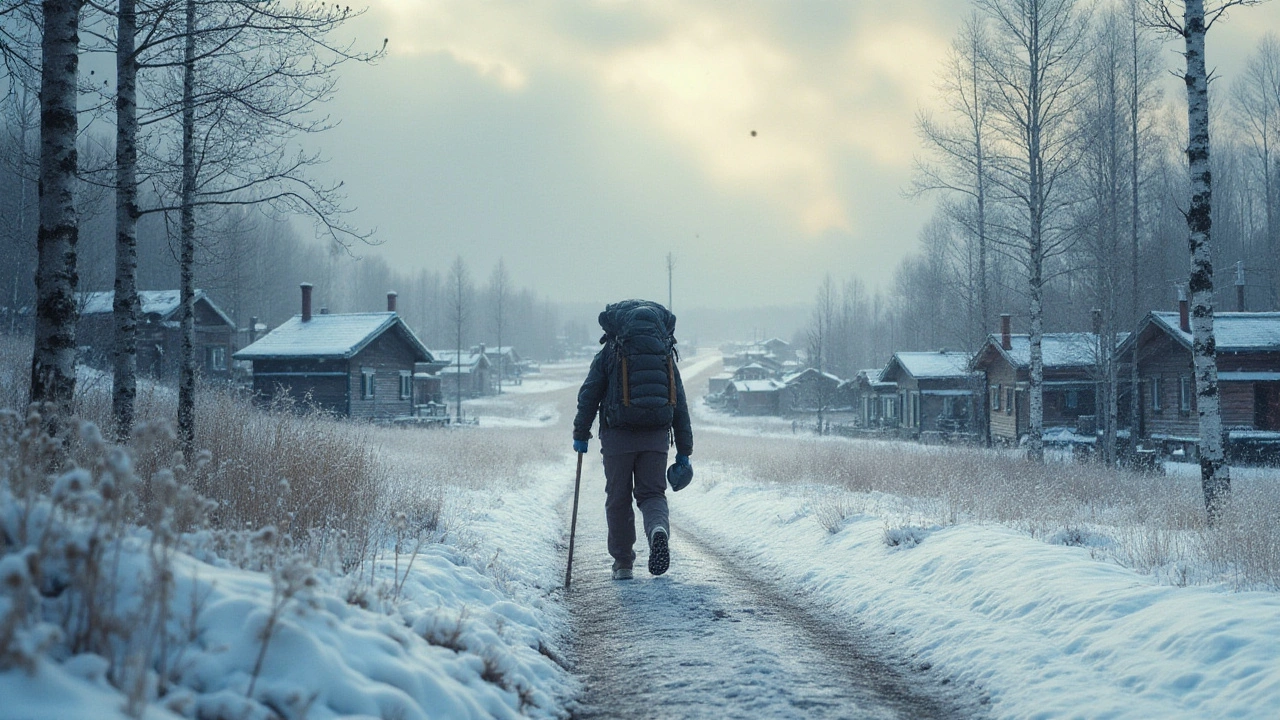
[367,0,954,237]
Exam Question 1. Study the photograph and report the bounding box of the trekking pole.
[564,451,585,589]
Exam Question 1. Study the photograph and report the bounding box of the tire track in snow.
[563,465,978,720]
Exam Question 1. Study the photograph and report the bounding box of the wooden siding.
[985,360,1020,443]
[347,329,419,420]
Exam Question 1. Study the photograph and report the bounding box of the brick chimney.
[1236,261,1246,312]
[387,291,398,313]
[1178,285,1189,333]
[1000,314,1012,351]
[249,316,259,344]
[300,283,313,322]
[1092,308,1102,336]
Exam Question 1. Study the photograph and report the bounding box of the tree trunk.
[1027,10,1045,464]
[178,0,198,457]
[112,0,140,441]
[30,0,83,425]
[1182,0,1230,522]
[1129,0,1142,452]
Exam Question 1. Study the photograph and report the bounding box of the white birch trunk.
[178,0,198,456]
[1129,0,1142,450]
[112,0,140,441]
[1026,9,1046,464]
[1182,0,1230,521]
[30,0,83,422]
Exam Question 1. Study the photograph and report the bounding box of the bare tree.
[913,12,995,348]
[447,255,470,422]
[976,0,1092,462]
[29,0,85,426]
[489,258,509,394]
[1233,32,1280,308]
[1145,0,1271,522]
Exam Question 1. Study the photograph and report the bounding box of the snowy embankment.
[678,473,1280,719]
[0,413,575,719]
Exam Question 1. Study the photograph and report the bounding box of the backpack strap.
[621,355,631,407]
[667,354,676,406]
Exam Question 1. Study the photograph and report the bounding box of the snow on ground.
[676,472,1280,719]
[0,459,575,720]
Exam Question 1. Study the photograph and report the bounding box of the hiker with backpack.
[572,300,694,581]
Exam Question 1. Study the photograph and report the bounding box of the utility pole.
[666,252,675,311]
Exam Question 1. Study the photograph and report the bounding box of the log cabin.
[1117,304,1280,463]
[880,351,982,439]
[77,290,235,380]
[234,285,433,420]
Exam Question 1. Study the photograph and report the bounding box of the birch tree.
[977,0,1091,462]
[29,0,84,425]
[1145,0,1271,522]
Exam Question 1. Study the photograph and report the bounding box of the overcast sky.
[309,0,1280,310]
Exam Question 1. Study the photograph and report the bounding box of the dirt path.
[563,461,977,720]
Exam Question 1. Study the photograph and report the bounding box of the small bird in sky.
[751,130,757,137]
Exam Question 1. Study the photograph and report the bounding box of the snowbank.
[679,475,1280,719]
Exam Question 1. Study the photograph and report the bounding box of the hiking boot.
[648,527,670,576]
[612,561,633,581]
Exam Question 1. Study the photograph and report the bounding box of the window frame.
[1179,376,1192,414]
[1151,376,1162,412]
[361,368,376,399]
[400,371,412,400]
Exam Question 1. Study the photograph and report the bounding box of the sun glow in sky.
[311,1,1280,309]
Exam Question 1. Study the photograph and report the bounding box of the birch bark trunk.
[178,0,198,457]
[112,0,140,441]
[30,0,83,425]
[1026,10,1046,464]
[1182,0,1231,521]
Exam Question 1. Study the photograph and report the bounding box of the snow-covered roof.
[435,350,488,367]
[80,289,233,327]
[890,351,976,380]
[730,379,785,393]
[1150,311,1280,352]
[233,312,432,361]
[854,367,895,389]
[979,332,1129,369]
[782,368,842,386]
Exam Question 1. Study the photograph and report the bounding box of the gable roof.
[782,367,842,386]
[973,332,1129,371]
[80,289,234,327]
[1148,311,1280,352]
[885,351,977,381]
[233,312,432,361]
[729,379,786,393]
[435,350,491,369]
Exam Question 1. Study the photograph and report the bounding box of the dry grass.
[702,430,1280,590]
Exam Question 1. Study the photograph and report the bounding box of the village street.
[454,355,980,719]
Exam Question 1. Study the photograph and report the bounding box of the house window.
[1151,376,1162,412]
[400,371,412,400]
[206,346,226,371]
[1179,376,1191,414]
[991,386,1001,411]
[1005,387,1014,415]
[912,392,921,427]
[883,396,895,419]
[1065,390,1079,410]
[361,368,376,399]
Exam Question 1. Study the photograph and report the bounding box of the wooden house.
[782,368,845,413]
[435,349,493,398]
[762,337,796,362]
[850,368,899,428]
[881,351,981,439]
[233,284,433,420]
[722,379,786,415]
[970,317,1114,446]
[77,290,235,379]
[1117,307,1280,462]
[734,363,775,381]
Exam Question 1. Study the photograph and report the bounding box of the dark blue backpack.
[598,300,678,431]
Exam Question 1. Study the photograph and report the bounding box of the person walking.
[573,300,693,580]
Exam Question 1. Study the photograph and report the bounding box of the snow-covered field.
[678,475,1280,718]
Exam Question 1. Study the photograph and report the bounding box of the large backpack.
[598,300,679,431]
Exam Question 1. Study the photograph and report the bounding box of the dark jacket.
[573,345,693,457]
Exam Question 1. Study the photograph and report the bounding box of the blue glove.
[573,439,589,454]
[676,454,690,467]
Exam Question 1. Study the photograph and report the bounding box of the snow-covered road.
[564,455,977,719]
